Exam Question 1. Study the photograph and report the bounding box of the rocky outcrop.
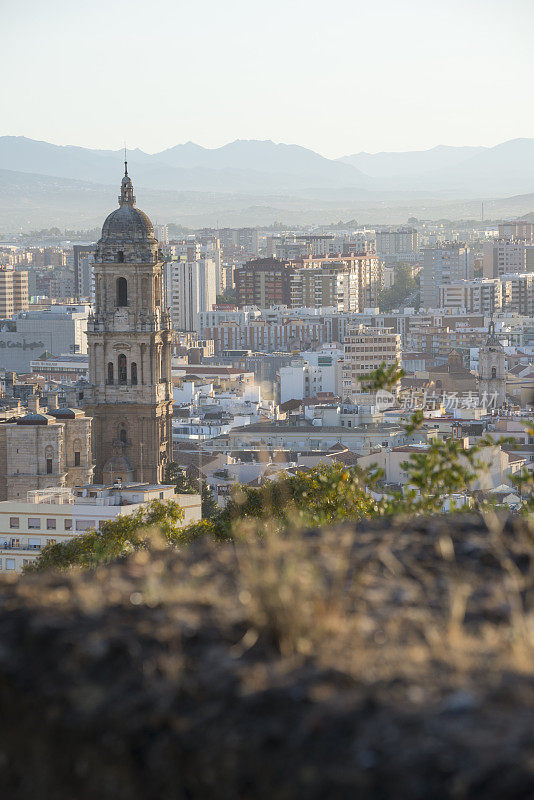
[0,514,533,799]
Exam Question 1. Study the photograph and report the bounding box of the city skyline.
[2,0,534,158]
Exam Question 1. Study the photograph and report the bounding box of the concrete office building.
[0,304,90,372]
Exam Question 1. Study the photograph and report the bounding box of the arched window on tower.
[107,362,114,385]
[491,367,497,379]
[118,353,127,384]
[120,427,127,445]
[116,277,128,307]
[117,251,124,263]
[131,362,138,385]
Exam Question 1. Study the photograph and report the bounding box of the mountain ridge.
[2,135,534,196]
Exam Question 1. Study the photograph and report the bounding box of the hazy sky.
[2,0,534,158]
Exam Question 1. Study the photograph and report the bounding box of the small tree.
[201,482,219,520]
[165,461,197,494]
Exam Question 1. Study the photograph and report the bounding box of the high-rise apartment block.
[497,221,534,241]
[164,257,217,332]
[235,254,380,311]
[290,262,359,310]
[438,279,503,314]
[235,258,293,307]
[0,267,29,318]
[438,273,534,316]
[375,228,418,259]
[154,224,169,245]
[482,239,534,278]
[343,326,402,394]
[209,228,259,262]
[421,244,472,308]
[73,244,96,300]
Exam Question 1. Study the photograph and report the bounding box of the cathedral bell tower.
[85,165,173,484]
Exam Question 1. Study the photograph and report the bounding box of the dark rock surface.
[1,514,534,799]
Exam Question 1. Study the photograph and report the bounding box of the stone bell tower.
[478,319,506,409]
[85,164,173,484]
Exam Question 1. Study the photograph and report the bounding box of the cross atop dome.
[119,161,136,207]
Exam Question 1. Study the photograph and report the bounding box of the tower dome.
[95,163,159,264]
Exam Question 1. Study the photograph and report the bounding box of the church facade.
[85,166,173,484]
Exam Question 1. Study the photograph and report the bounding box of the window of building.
[6,559,15,571]
[116,277,128,306]
[0,559,3,569]
[131,362,138,385]
[28,518,41,529]
[120,427,127,444]
[46,519,56,530]
[9,517,19,529]
[64,519,72,530]
[118,354,127,384]
[75,519,94,532]
[491,367,497,379]
[28,538,41,549]
[10,538,20,548]
[74,451,81,467]
[46,458,53,475]
[117,251,124,263]
[107,362,114,384]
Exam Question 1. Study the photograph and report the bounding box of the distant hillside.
[339,144,485,178]
[3,164,534,232]
[340,139,534,195]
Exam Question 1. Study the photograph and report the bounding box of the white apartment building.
[438,278,503,314]
[164,257,217,332]
[343,326,402,395]
[154,224,169,245]
[279,345,345,403]
[0,483,201,573]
